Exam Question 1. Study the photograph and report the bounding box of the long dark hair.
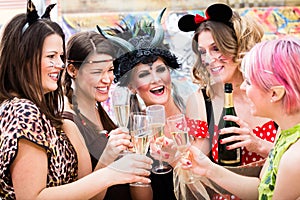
[0,13,65,130]
[64,31,117,130]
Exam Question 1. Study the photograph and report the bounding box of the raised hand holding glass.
[146,105,172,174]
[167,113,197,184]
[129,112,153,187]
[111,86,131,154]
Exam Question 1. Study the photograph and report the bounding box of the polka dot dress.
[186,118,277,200]
[186,118,209,139]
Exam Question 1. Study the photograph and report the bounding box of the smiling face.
[197,30,241,84]
[41,34,64,94]
[130,58,172,106]
[75,53,114,103]
[240,72,271,118]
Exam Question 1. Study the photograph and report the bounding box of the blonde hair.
[192,11,264,97]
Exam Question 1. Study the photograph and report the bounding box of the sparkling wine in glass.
[114,104,130,128]
[111,86,131,154]
[130,113,152,187]
[146,105,172,174]
[167,113,197,184]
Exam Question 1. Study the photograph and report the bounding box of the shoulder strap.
[273,121,279,130]
[62,111,75,122]
[201,88,215,160]
[201,88,214,130]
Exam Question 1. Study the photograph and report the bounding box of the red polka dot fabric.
[186,118,277,200]
[186,118,209,138]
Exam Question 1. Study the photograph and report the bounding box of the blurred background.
[1,0,299,115]
[1,0,300,35]
[3,0,298,66]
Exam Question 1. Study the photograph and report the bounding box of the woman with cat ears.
[0,1,152,199]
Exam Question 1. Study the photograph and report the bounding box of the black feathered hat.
[113,48,180,86]
[97,8,181,85]
[178,3,233,32]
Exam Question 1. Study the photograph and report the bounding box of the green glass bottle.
[218,83,241,166]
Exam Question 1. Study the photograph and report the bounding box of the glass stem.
[158,153,164,169]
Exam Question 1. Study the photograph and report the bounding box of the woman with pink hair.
[181,36,300,199]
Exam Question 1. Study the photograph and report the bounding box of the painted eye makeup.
[211,45,219,53]
[156,65,167,73]
[138,71,150,78]
[198,48,206,56]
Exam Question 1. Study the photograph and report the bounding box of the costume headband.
[113,48,180,85]
[22,0,56,34]
[95,8,181,84]
[96,8,166,53]
[178,3,233,32]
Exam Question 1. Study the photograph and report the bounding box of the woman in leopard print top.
[0,1,152,199]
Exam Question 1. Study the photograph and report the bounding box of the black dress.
[148,155,177,200]
[63,111,132,200]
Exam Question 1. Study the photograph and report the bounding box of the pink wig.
[242,36,300,114]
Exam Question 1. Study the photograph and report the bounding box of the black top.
[63,111,132,200]
[148,154,176,200]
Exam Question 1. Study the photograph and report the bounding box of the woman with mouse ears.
[181,36,300,200]
[172,3,278,199]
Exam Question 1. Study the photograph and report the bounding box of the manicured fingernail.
[223,116,227,120]
[165,141,168,145]
[187,161,192,165]
[226,146,230,150]
[220,139,223,144]
[164,154,170,159]
[157,150,160,154]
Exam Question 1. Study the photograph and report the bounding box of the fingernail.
[164,154,170,159]
[223,116,227,120]
[157,150,160,154]
[220,139,223,144]
[165,141,168,145]
[187,161,192,165]
[226,146,230,150]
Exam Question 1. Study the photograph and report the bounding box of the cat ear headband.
[22,0,56,34]
[178,3,233,32]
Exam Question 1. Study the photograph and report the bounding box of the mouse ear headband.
[22,0,56,34]
[178,3,233,32]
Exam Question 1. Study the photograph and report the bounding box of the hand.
[219,115,268,155]
[99,128,133,166]
[180,145,213,177]
[150,137,178,165]
[107,153,153,184]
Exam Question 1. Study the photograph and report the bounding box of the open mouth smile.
[48,73,59,80]
[150,85,165,95]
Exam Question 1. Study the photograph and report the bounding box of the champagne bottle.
[218,83,241,166]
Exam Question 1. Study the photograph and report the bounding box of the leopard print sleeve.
[0,98,78,198]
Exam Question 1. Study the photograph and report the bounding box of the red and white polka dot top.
[186,118,277,165]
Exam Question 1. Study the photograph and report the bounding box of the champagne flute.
[111,86,131,154]
[146,105,172,174]
[167,113,197,184]
[129,113,153,187]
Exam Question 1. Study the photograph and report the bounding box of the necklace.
[72,95,109,137]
